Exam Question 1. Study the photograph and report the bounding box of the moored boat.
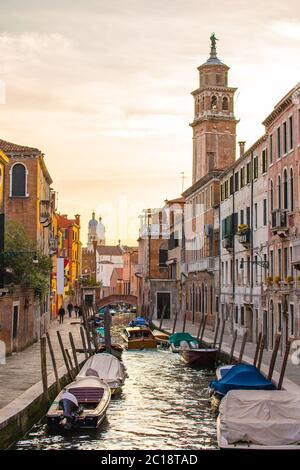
[97,343,123,360]
[209,364,276,403]
[217,389,300,449]
[47,376,111,430]
[180,346,218,368]
[122,326,157,350]
[168,332,198,353]
[78,353,127,395]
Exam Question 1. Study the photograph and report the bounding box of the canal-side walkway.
[153,318,300,391]
[0,317,85,411]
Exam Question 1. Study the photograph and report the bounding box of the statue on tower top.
[210,32,218,58]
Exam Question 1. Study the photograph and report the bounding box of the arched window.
[270,180,274,211]
[290,167,294,211]
[11,163,27,197]
[277,175,281,209]
[211,95,217,110]
[283,169,288,209]
[222,96,229,110]
[201,283,205,313]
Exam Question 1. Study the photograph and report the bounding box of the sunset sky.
[0,0,299,245]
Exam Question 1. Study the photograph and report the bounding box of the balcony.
[49,237,58,254]
[40,200,51,223]
[188,257,215,273]
[237,225,251,248]
[291,239,300,271]
[271,209,288,235]
[222,235,233,251]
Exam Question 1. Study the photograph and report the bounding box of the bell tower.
[191,34,238,183]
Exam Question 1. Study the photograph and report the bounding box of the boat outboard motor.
[59,391,79,430]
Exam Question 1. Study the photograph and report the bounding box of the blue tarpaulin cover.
[209,364,276,396]
[129,317,149,327]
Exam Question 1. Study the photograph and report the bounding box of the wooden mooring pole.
[69,332,80,374]
[172,310,178,335]
[196,315,204,342]
[159,305,166,330]
[104,308,112,354]
[212,317,220,348]
[80,326,89,360]
[278,339,291,390]
[57,330,74,381]
[40,336,49,401]
[257,335,265,371]
[268,333,281,381]
[229,329,237,364]
[253,332,262,367]
[218,320,226,353]
[238,330,248,363]
[200,314,207,342]
[46,332,61,394]
[182,312,187,333]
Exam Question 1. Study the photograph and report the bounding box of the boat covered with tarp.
[128,317,149,327]
[209,364,276,397]
[168,332,198,352]
[78,353,127,394]
[217,390,300,449]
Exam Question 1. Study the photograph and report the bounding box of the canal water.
[14,350,218,450]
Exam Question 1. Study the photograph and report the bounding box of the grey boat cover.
[219,390,300,446]
[78,353,126,389]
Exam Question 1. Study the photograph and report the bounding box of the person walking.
[74,305,79,317]
[67,302,73,318]
[58,305,65,324]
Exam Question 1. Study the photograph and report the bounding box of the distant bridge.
[98,294,137,309]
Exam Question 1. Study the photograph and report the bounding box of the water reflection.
[14,350,218,450]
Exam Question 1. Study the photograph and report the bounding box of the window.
[222,96,229,110]
[270,180,274,211]
[229,175,233,195]
[263,199,267,225]
[278,175,281,209]
[240,209,244,224]
[235,306,238,324]
[11,163,27,197]
[211,95,217,110]
[278,303,282,332]
[290,168,294,211]
[247,256,251,284]
[262,149,268,173]
[289,116,294,150]
[283,121,287,154]
[270,250,274,277]
[159,242,168,267]
[241,306,245,326]
[224,180,228,199]
[254,203,258,229]
[234,172,239,192]
[283,247,288,280]
[277,127,281,159]
[254,255,258,284]
[246,161,251,184]
[240,167,245,188]
[278,248,282,278]
[269,133,273,164]
[253,156,258,179]
[283,169,288,210]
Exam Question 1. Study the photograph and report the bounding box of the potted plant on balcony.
[265,276,273,286]
[273,275,281,286]
[286,275,294,285]
[236,223,248,235]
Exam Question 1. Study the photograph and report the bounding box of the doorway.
[156,292,171,319]
[245,306,253,342]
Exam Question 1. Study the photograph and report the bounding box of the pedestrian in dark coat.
[74,305,79,317]
[67,303,73,318]
[58,306,65,324]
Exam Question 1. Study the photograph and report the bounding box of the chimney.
[238,141,246,158]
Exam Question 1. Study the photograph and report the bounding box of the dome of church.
[88,211,98,228]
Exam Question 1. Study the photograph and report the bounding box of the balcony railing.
[271,209,288,232]
[222,235,233,251]
[188,257,215,273]
[291,239,300,271]
[40,200,51,221]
